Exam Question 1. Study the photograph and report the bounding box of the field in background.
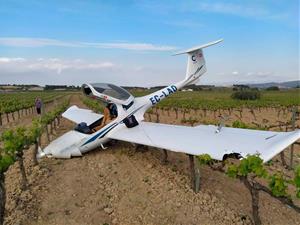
[132,89,300,109]
[1,89,300,225]
[131,89,300,131]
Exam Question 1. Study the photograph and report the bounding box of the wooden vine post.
[0,172,5,225]
[156,113,160,123]
[57,115,61,125]
[162,149,168,164]
[45,124,50,142]
[188,154,196,191]
[15,151,28,191]
[32,135,41,166]
[279,125,287,167]
[31,120,43,166]
[174,108,178,119]
[148,113,152,122]
[289,107,298,169]
[187,154,201,193]
[11,112,15,121]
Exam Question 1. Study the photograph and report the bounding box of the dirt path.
[3,95,300,225]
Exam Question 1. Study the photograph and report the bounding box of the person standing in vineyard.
[35,97,43,115]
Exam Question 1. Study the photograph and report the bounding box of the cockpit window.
[91,83,131,100]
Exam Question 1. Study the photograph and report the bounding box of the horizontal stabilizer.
[173,39,223,56]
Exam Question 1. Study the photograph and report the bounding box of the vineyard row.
[0,93,68,125]
[0,98,71,224]
[146,106,300,131]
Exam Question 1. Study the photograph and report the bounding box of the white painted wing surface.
[62,105,103,126]
[108,122,300,162]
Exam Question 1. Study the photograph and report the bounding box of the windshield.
[91,83,132,101]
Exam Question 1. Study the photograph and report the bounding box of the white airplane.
[38,39,300,162]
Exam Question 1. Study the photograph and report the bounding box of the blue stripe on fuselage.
[81,104,146,146]
[81,123,117,146]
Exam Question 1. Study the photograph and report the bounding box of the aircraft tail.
[174,39,223,85]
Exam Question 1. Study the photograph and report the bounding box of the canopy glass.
[90,83,132,101]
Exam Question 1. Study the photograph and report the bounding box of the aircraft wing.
[62,105,103,126]
[108,122,300,162]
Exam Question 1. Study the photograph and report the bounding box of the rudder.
[174,39,223,85]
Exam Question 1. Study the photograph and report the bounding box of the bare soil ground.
[3,95,300,225]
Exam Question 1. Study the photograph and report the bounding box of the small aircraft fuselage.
[38,39,299,163]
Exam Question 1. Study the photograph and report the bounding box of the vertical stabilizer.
[174,39,223,85]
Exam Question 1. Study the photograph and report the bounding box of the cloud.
[244,71,274,77]
[0,37,177,51]
[0,56,179,86]
[0,57,26,63]
[0,57,116,75]
[82,42,176,51]
[257,71,273,76]
[202,69,296,86]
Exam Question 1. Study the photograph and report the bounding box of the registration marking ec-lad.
[149,85,177,105]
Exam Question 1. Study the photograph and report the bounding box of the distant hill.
[247,80,300,89]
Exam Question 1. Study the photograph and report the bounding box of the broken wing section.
[62,105,103,126]
[108,122,300,162]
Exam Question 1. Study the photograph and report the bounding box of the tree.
[231,90,261,100]
[266,86,280,91]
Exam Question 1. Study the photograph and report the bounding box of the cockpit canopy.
[82,83,134,105]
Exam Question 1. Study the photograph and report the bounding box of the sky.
[0,0,299,87]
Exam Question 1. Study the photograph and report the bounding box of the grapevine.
[0,99,70,224]
[196,154,300,225]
